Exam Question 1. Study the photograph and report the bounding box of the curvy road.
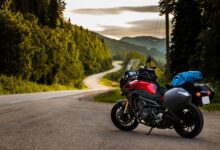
[0,61,220,150]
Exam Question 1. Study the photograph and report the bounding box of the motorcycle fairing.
[130,90,161,103]
[128,80,157,94]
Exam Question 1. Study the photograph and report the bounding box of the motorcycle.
[111,58,214,138]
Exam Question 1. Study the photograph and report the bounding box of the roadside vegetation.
[94,89,121,103]
[0,75,75,95]
[202,103,220,112]
[99,78,119,88]
[0,0,112,94]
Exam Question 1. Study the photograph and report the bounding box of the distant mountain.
[97,34,166,66]
[100,35,148,55]
[121,36,166,54]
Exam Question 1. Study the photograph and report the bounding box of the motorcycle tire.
[174,103,204,138]
[111,101,139,131]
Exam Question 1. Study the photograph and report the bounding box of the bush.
[94,89,122,103]
[202,103,220,112]
[0,75,73,94]
[211,83,220,103]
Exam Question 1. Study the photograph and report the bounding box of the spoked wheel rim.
[115,106,136,127]
[174,103,204,138]
[111,101,139,131]
[179,109,197,133]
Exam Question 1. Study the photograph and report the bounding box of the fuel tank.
[163,88,192,112]
[128,80,156,94]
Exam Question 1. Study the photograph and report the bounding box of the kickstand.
[146,127,153,135]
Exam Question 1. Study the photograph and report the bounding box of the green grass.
[99,78,119,88]
[202,103,220,112]
[0,75,75,95]
[99,66,123,88]
[206,82,220,103]
[94,89,122,103]
[104,69,124,82]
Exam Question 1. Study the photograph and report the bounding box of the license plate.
[202,96,210,105]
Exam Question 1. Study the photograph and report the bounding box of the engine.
[136,100,163,126]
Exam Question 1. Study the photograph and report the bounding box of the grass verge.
[93,89,122,103]
[0,75,75,95]
[202,103,220,112]
[99,78,119,88]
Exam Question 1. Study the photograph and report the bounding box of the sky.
[64,0,170,40]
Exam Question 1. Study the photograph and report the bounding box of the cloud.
[97,19,172,39]
[73,5,159,15]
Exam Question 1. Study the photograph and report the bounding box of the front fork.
[123,99,129,114]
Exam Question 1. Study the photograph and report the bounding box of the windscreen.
[126,59,140,71]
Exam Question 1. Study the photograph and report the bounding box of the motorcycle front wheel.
[111,101,139,131]
[174,103,204,138]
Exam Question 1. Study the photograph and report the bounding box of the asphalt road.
[0,93,220,150]
[0,61,220,150]
[83,61,122,89]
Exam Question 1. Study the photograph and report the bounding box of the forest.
[159,0,220,82]
[0,0,112,91]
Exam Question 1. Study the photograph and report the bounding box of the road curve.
[0,61,122,106]
[83,61,122,90]
[0,61,220,150]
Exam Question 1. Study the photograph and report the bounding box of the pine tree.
[48,0,65,28]
[159,0,202,77]
[194,0,220,80]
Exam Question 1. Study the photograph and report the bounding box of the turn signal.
[195,92,201,97]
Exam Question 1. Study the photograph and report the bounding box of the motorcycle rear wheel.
[111,101,139,131]
[174,103,204,138]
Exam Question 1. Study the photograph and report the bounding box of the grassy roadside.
[202,103,220,112]
[99,78,119,88]
[95,66,122,103]
[0,75,75,95]
[94,89,122,103]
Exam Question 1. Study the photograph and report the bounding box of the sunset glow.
[64,0,167,39]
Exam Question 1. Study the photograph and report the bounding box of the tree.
[159,0,202,77]
[0,0,112,88]
[193,0,220,80]
[48,0,65,28]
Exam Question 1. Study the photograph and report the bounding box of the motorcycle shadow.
[109,128,214,144]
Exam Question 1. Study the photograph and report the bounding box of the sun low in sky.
[64,0,168,39]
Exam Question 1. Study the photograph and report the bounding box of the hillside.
[121,36,166,54]
[98,35,166,66]
[0,1,112,88]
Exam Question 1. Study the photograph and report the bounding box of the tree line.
[159,0,220,81]
[0,0,112,88]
